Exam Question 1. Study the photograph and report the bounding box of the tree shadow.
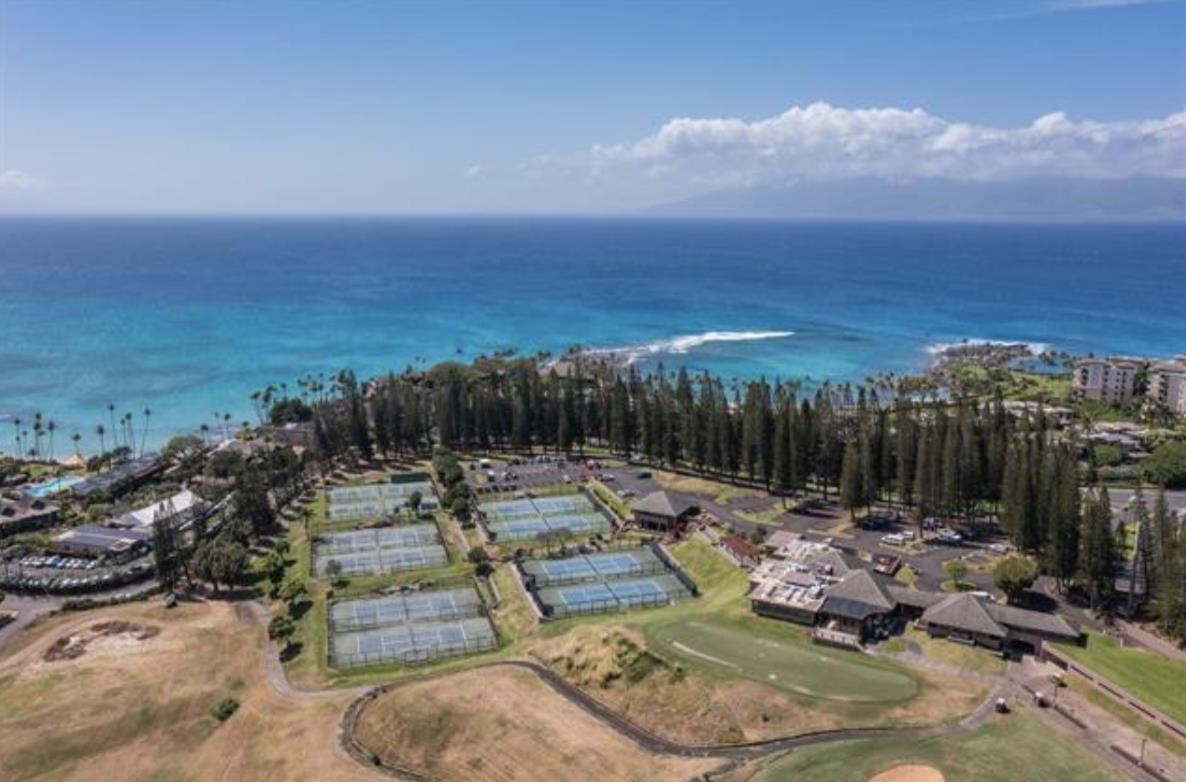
[289,598,313,621]
[279,641,304,663]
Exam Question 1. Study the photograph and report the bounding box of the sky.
[0,0,1183,214]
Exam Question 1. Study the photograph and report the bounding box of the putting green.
[649,620,918,703]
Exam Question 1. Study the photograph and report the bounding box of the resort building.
[0,496,60,538]
[115,489,207,530]
[71,454,166,501]
[1073,357,1142,404]
[49,524,152,561]
[748,534,1081,653]
[1148,359,1186,416]
[630,490,699,533]
[918,593,1081,651]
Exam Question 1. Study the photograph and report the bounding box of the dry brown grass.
[531,625,987,746]
[651,471,762,504]
[354,665,721,782]
[0,600,380,782]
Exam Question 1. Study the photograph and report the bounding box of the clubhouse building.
[748,534,1081,653]
[630,490,699,533]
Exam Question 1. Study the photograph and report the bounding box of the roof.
[887,586,947,610]
[721,535,758,560]
[820,569,896,620]
[53,524,152,552]
[631,490,698,519]
[986,603,1080,641]
[121,490,202,527]
[766,530,800,550]
[921,594,1007,638]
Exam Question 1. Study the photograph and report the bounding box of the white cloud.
[545,103,1186,189]
[0,169,48,191]
[465,164,483,178]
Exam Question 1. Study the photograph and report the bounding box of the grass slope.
[751,710,1123,782]
[1055,630,1186,726]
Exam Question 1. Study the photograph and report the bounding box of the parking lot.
[0,553,155,595]
[464,454,621,495]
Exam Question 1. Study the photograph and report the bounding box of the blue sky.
[0,0,1182,213]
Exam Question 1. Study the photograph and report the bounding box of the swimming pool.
[25,475,83,497]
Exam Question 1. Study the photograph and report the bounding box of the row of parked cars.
[17,555,100,570]
[0,561,152,594]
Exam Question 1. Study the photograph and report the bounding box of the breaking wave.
[589,330,795,365]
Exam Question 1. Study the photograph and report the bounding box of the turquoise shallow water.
[1,217,1184,455]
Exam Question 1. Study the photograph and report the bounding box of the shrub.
[211,697,239,722]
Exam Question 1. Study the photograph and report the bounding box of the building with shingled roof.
[630,490,699,532]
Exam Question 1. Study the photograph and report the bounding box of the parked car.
[881,533,906,546]
[988,543,1010,555]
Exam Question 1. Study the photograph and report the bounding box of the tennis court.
[314,544,449,577]
[477,491,612,542]
[330,586,485,632]
[478,493,595,522]
[330,615,498,668]
[316,524,441,554]
[520,547,667,587]
[535,573,692,618]
[327,480,439,521]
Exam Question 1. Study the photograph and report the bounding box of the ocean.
[1,217,1184,455]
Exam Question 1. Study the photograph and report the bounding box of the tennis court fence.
[329,634,499,669]
[328,599,488,633]
[543,586,689,619]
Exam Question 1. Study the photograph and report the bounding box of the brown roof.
[921,594,1006,638]
[630,490,698,519]
[721,535,757,560]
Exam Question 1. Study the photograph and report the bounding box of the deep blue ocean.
[1,217,1184,455]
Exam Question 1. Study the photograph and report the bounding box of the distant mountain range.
[646,177,1186,220]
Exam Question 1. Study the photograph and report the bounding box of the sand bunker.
[43,620,160,662]
[869,765,946,782]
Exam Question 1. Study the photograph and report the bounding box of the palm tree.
[141,408,151,456]
[107,403,117,448]
[199,423,210,446]
[71,432,82,457]
[222,412,232,439]
[95,424,106,455]
[12,417,21,458]
[46,419,56,460]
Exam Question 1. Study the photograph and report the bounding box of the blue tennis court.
[330,586,484,632]
[520,548,667,586]
[534,572,694,618]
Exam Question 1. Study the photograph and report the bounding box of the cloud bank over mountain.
[537,102,1185,218]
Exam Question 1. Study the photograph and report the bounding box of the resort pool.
[25,475,83,497]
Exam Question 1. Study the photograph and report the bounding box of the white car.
[881,533,906,546]
[989,543,1010,555]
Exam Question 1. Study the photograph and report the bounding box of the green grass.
[1055,630,1186,726]
[588,479,631,520]
[1066,678,1186,758]
[647,617,919,703]
[752,710,1124,782]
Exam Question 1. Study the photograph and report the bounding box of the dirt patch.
[43,621,161,662]
[869,764,946,782]
[354,666,720,782]
[1,601,379,782]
